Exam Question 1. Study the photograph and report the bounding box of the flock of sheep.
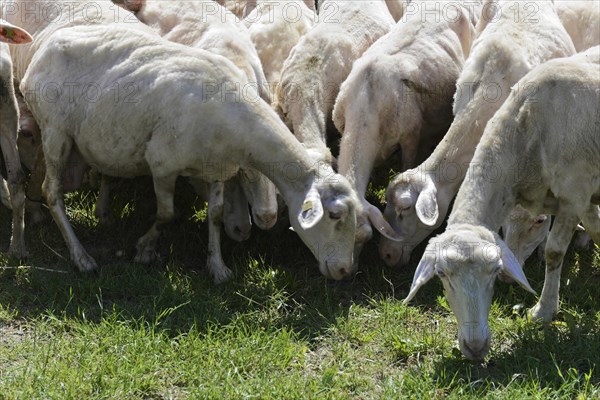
[0,0,598,361]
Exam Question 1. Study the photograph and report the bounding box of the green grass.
[0,178,599,399]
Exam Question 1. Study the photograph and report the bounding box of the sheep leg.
[207,182,232,284]
[94,175,116,225]
[529,212,579,322]
[25,146,47,225]
[580,205,600,245]
[0,132,27,259]
[0,177,10,209]
[134,174,177,264]
[42,134,96,271]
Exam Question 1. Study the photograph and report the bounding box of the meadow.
[0,178,598,399]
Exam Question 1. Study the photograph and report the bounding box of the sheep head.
[404,224,536,361]
[379,171,442,267]
[501,205,550,267]
[289,174,360,281]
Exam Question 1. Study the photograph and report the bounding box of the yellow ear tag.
[302,201,313,212]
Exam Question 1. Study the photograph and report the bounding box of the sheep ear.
[366,202,403,241]
[0,20,32,44]
[297,188,324,229]
[497,238,537,295]
[404,255,436,304]
[415,185,439,227]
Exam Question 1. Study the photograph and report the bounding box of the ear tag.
[302,201,313,213]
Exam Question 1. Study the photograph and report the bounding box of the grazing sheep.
[333,0,477,264]
[379,0,576,267]
[10,0,361,282]
[243,0,316,99]
[556,0,600,52]
[404,46,600,360]
[273,0,396,166]
[0,19,32,259]
[501,205,550,266]
[119,0,281,237]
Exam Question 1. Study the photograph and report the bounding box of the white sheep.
[273,0,396,166]
[10,0,361,282]
[243,0,316,99]
[379,0,576,267]
[0,18,32,259]
[555,0,600,52]
[404,46,600,361]
[115,0,280,241]
[501,205,550,266]
[333,0,477,264]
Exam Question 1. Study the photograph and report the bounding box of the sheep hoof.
[97,213,116,226]
[210,263,233,284]
[528,303,556,324]
[8,244,28,260]
[134,248,158,264]
[72,249,98,272]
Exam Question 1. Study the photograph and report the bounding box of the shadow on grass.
[0,177,390,343]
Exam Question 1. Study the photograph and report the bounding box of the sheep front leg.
[0,178,10,209]
[135,175,177,264]
[207,182,232,284]
[42,136,96,271]
[0,133,27,259]
[529,212,579,322]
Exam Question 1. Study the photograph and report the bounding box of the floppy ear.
[415,184,439,227]
[297,188,324,230]
[366,202,403,241]
[403,254,436,304]
[0,20,33,44]
[497,238,537,295]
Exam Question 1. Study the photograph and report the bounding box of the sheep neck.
[447,130,517,231]
[241,103,319,207]
[420,84,509,210]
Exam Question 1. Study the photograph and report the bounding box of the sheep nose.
[234,225,251,241]
[461,338,490,361]
[379,246,401,267]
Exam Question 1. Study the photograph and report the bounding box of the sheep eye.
[534,216,547,225]
[329,211,342,220]
[436,269,446,278]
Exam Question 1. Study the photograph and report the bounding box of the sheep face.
[404,225,536,360]
[501,206,550,267]
[379,174,441,267]
[290,180,359,281]
[238,169,278,231]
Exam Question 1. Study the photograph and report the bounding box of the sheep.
[117,1,281,242]
[501,205,550,266]
[379,0,576,267]
[121,0,271,103]
[118,0,278,231]
[333,0,478,265]
[555,0,600,52]
[9,0,361,282]
[243,0,316,99]
[404,46,600,361]
[273,0,396,166]
[16,86,269,246]
[0,19,32,259]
